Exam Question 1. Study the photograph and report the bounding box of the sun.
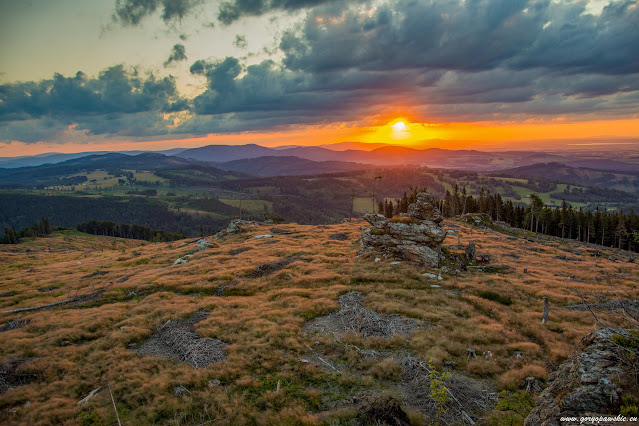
[392,121,407,131]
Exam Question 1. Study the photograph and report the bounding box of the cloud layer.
[2,0,638,143]
[0,66,185,142]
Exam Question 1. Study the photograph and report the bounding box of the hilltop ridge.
[0,218,637,424]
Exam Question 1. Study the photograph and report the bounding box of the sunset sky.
[1,0,638,156]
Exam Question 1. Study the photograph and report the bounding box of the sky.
[0,0,638,156]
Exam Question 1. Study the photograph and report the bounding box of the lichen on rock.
[524,328,635,425]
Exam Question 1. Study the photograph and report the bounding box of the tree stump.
[541,296,549,324]
[465,241,476,263]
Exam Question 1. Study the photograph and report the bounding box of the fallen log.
[1,286,110,314]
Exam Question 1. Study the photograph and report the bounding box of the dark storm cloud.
[0,66,185,142]
[164,44,187,67]
[3,0,639,143]
[174,0,638,131]
[280,0,639,76]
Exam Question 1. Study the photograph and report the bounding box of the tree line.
[77,220,185,242]
[439,186,639,252]
[1,218,53,244]
[0,193,229,238]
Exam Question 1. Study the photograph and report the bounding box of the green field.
[219,198,274,214]
[353,196,375,214]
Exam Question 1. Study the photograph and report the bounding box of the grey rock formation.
[214,219,256,240]
[525,328,632,426]
[407,192,443,222]
[358,192,446,267]
[197,239,212,251]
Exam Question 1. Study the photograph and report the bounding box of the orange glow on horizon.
[1,117,638,157]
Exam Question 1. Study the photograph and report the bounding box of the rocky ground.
[0,215,637,425]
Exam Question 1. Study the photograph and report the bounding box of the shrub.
[370,358,403,381]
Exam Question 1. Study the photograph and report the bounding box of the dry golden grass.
[0,220,637,424]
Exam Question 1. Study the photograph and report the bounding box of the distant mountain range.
[174,143,588,171]
[0,148,186,169]
[2,143,638,173]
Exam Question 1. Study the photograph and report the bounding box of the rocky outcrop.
[214,219,256,240]
[358,192,446,267]
[525,328,633,426]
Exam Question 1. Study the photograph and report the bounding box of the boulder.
[524,328,632,426]
[214,219,256,240]
[197,239,212,251]
[358,192,446,267]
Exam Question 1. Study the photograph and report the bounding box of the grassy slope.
[0,222,637,424]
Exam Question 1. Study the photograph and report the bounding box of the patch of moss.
[613,333,639,350]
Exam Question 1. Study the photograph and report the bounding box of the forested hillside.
[0,193,235,237]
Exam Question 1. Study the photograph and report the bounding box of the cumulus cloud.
[175,0,639,129]
[216,0,357,25]
[164,44,187,67]
[111,0,350,26]
[4,0,639,143]
[0,65,187,142]
[113,0,202,25]
[279,0,639,76]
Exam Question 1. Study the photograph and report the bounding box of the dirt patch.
[565,299,639,315]
[245,255,300,278]
[0,318,29,333]
[303,292,425,338]
[1,286,110,314]
[37,285,60,293]
[329,233,349,241]
[0,357,36,394]
[357,396,411,426]
[269,227,295,235]
[83,270,108,278]
[135,311,227,368]
[230,247,253,256]
[215,282,238,296]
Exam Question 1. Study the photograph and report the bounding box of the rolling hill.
[494,162,639,194]
[0,153,200,187]
[217,156,374,176]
